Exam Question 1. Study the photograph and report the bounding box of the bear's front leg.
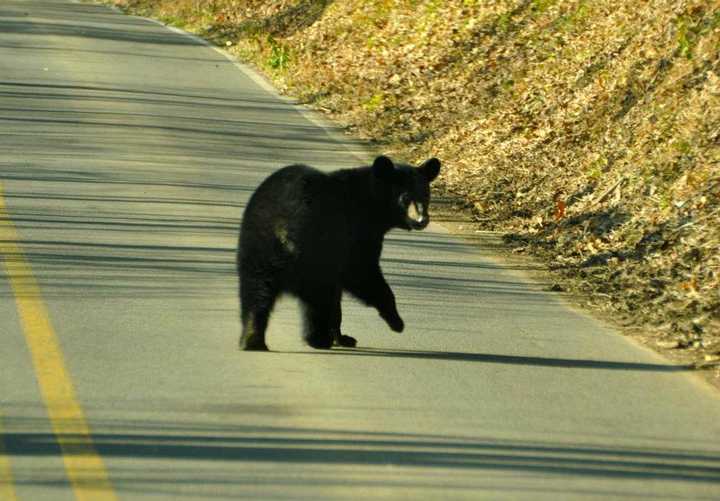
[302,287,356,349]
[379,300,404,333]
[333,326,357,348]
[324,294,357,348]
[345,269,404,333]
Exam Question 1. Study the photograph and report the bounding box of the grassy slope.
[114,0,719,372]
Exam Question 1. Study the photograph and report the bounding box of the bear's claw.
[306,335,334,350]
[335,334,357,348]
[381,312,404,333]
[239,336,269,351]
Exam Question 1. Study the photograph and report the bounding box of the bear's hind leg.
[240,310,271,351]
[239,275,277,351]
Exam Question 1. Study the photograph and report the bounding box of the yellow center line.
[0,184,117,501]
[0,415,18,501]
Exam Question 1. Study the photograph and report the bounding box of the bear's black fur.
[237,155,441,351]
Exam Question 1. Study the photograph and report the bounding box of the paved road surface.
[1,1,719,499]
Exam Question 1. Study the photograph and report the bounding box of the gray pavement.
[1,1,719,499]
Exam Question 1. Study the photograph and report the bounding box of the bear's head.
[372,155,441,231]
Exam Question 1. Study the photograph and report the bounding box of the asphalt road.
[1,1,719,499]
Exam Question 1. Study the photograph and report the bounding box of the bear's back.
[240,165,357,282]
[242,164,341,232]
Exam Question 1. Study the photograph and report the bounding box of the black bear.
[237,155,441,351]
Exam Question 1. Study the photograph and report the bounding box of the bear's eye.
[399,193,410,206]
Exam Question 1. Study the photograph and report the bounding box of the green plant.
[158,14,187,28]
[531,0,556,14]
[497,11,512,33]
[587,155,609,180]
[362,92,385,112]
[557,0,591,31]
[674,8,717,60]
[267,36,290,70]
[425,0,444,16]
[676,18,693,59]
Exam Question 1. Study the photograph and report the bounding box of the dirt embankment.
[112,0,720,383]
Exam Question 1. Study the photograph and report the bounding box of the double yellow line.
[0,184,116,500]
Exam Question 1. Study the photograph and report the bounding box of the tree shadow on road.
[3,417,720,496]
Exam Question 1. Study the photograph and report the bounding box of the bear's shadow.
[288,347,689,373]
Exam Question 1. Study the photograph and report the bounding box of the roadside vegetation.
[111,0,720,381]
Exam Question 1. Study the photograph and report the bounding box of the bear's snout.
[406,201,428,229]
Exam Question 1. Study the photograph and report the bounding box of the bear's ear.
[419,158,441,182]
[372,155,395,180]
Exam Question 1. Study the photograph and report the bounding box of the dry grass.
[113,0,720,374]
